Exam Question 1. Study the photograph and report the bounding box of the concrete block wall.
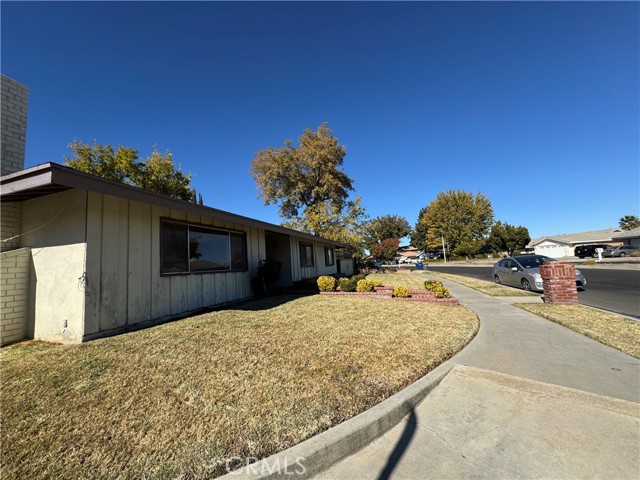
[539,263,578,305]
[1,247,30,345]
[1,74,29,176]
[1,202,22,252]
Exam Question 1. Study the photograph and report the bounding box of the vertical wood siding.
[83,193,263,337]
[289,236,338,281]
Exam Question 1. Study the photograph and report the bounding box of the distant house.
[526,229,624,257]
[613,227,640,247]
[0,163,352,345]
[396,245,424,263]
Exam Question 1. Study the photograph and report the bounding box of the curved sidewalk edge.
[217,361,457,480]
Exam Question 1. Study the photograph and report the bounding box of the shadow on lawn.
[225,292,317,312]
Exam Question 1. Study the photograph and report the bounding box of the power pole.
[441,232,447,263]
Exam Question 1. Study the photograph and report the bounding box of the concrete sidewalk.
[421,274,640,402]
[315,274,640,479]
[318,365,640,479]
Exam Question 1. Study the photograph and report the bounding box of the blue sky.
[2,1,638,239]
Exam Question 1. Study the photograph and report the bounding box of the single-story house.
[0,162,352,345]
[396,245,422,263]
[613,227,640,247]
[526,228,624,257]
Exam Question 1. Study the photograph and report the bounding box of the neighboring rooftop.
[614,227,640,240]
[528,228,625,247]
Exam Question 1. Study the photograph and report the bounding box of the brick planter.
[374,287,394,294]
[539,263,578,305]
[319,289,458,304]
[320,291,387,297]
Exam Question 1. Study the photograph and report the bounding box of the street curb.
[217,362,456,479]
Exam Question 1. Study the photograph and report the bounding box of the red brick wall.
[539,263,578,305]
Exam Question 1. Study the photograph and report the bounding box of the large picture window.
[299,243,314,267]
[161,220,247,274]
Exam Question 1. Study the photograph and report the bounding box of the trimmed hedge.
[317,276,337,292]
[393,286,409,298]
[356,279,376,293]
[338,277,357,292]
[424,280,451,298]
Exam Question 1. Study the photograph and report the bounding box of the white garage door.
[536,244,569,258]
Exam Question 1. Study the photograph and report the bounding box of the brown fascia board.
[1,163,348,248]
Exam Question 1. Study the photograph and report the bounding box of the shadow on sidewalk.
[377,409,417,480]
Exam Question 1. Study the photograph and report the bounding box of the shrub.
[424,279,451,298]
[356,279,375,293]
[338,277,357,292]
[433,286,451,298]
[317,276,337,292]
[351,273,366,282]
[424,280,441,291]
[393,286,409,298]
[371,280,383,287]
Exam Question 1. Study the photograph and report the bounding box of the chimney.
[1,74,29,176]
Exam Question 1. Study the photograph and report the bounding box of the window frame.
[160,218,248,276]
[324,246,335,266]
[299,242,314,267]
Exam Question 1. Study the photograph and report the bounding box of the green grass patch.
[420,271,538,296]
[1,294,478,479]
[515,303,640,359]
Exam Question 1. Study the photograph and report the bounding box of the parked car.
[574,244,612,259]
[602,245,639,257]
[492,255,587,292]
[424,249,444,259]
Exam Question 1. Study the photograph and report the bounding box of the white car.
[492,255,587,292]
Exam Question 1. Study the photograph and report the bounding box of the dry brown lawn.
[515,303,640,359]
[366,272,429,289]
[420,270,538,296]
[1,294,478,479]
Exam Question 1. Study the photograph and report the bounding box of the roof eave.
[1,163,349,248]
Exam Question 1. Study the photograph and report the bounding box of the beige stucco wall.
[0,247,30,345]
[20,190,87,342]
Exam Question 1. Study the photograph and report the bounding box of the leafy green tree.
[65,141,138,183]
[619,215,640,231]
[364,215,411,251]
[65,141,199,202]
[487,221,531,255]
[414,190,494,257]
[283,196,368,259]
[252,123,367,256]
[371,238,400,262]
[410,207,429,251]
[250,123,354,218]
[132,149,198,202]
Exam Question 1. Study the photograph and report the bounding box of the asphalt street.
[426,265,640,318]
